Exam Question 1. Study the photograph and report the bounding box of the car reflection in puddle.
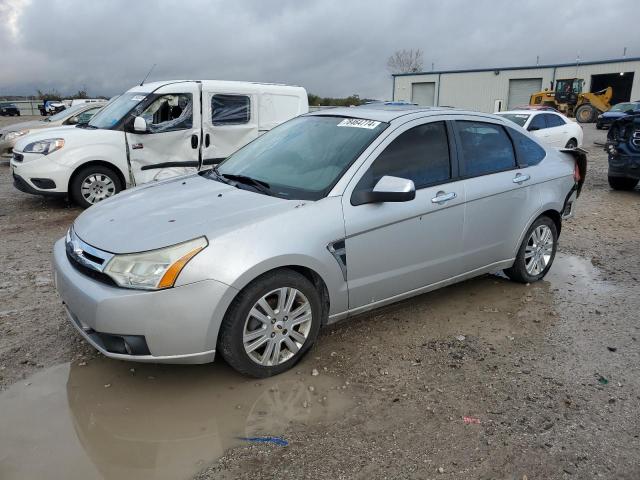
[0,360,351,480]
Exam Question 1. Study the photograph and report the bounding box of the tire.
[565,138,578,149]
[575,104,597,123]
[70,164,123,208]
[504,216,558,284]
[596,124,603,130]
[218,269,323,378]
[608,176,638,191]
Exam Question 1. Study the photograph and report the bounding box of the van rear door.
[126,81,202,184]
[200,92,257,166]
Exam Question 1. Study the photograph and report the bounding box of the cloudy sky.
[1,0,638,99]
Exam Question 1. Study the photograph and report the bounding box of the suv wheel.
[218,269,323,377]
[504,216,558,283]
[70,165,123,208]
[608,176,638,191]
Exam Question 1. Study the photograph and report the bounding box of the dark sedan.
[597,102,640,129]
[0,103,21,116]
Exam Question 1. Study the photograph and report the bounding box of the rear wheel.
[70,165,123,208]
[608,176,638,191]
[504,216,558,284]
[218,269,323,378]
[575,104,597,123]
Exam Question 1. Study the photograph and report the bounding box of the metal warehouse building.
[392,57,640,113]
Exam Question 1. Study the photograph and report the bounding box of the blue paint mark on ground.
[238,436,289,447]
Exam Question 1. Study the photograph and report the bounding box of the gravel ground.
[0,118,639,479]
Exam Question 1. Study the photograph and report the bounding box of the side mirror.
[133,116,148,133]
[352,175,416,205]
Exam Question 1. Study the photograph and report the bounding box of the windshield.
[610,103,634,112]
[88,92,147,129]
[46,103,90,122]
[217,116,388,200]
[498,113,530,127]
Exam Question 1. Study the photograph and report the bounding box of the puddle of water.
[0,359,351,480]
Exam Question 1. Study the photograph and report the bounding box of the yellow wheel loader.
[529,78,612,123]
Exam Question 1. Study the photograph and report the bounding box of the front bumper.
[53,239,238,364]
[10,150,71,194]
[608,153,640,180]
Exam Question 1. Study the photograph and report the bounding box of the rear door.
[342,118,466,311]
[126,81,202,185]
[542,113,569,147]
[454,119,539,270]
[201,92,257,166]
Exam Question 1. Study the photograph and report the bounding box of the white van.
[11,80,308,207]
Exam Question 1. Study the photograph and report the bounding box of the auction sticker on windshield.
[337,119,381,129]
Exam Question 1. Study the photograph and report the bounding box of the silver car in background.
[0,102,105,157]
[53,106,586,377]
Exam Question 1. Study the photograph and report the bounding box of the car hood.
[0,120,49,133]
[601,112,627,119]
[73,174,298,253]
[13,125,98,149]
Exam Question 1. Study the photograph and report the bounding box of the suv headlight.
[23,138,64,155]
[5,130,29,141]
[103,237,208,290]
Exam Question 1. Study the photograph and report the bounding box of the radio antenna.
[140,64,156,86]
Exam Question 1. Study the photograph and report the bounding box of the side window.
[507,128,546,166]
[355,121,451,191]
[457,121,516,177]
[139,93,193,133]
[77,107,100,124]
[545,114,566,128]
[212,94,250,125]
[528,114,547,131]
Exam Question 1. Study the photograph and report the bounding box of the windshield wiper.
[221,173,272,195]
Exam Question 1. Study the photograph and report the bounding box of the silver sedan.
[53,106,586,377]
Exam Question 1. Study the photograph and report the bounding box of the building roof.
[392,56,640,77]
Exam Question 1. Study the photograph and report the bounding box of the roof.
[308,105,496,123]
[128,80,304,94]
[392,56,640,77]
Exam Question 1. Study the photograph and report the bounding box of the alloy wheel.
[524,224,554,276]
[243,287,313,366]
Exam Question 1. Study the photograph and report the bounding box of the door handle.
[191,134,199,149]
[513,173,531,184]
[431,191,457,204]
[205,133,210,147]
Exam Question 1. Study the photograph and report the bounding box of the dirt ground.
[0,117,639,480]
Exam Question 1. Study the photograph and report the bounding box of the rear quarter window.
[507,128,546,166]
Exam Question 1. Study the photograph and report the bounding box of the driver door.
[126,82,202,185]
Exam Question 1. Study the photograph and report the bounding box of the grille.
[66,250,117,286]
[633,131,640,147]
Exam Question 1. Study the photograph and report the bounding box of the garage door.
[507,78,542,109]
[412,82,435,106]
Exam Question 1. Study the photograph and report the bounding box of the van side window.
[355,121,451,192]
[457,121,516,177]
[507,128,546,166]
[212,95,250,125]
[139,93,193,133]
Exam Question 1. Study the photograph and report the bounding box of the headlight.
[23,138,64,155]
[103,237,208,290]
[5,130,29,140]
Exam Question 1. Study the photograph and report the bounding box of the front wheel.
[565,138,578,149]
[608,176,638,191]
[504,216,558,283]
[218,269,323,377]
[70,165,123,208]
[575,104,597,123]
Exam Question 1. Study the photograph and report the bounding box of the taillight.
[574,162,581,182]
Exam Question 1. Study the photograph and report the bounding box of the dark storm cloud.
[1,0,638,99]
